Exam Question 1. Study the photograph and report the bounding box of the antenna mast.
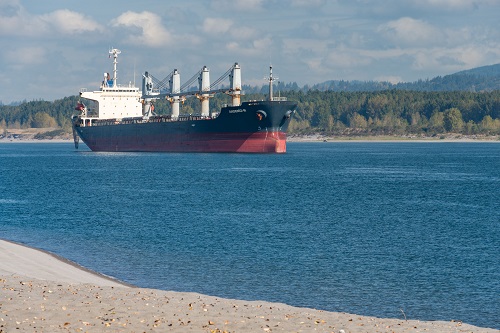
[266,65,278,101]
[109,48,121,87]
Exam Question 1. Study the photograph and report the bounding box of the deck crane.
[142,63,242,118]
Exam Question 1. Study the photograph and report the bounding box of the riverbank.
[287,133,500,142]
[0,127,71,142]
[1,240,497,332]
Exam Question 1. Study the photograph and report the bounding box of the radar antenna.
[109,48,121,88]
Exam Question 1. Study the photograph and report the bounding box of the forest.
[1,89,500,138]
[285,89,500,136]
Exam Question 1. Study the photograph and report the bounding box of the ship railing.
[271,96,288,101]
[144,115,215,123]
[79,113,218,127]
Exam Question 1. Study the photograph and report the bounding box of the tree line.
[1,90,500,137]
[0,97,77,133]
[285,90,500,136]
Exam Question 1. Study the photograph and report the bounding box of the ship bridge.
[78,49,143,121]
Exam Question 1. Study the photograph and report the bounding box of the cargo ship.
[72,49,297,153]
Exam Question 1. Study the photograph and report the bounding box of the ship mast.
[266,65,278,101]
[109,48,121,88]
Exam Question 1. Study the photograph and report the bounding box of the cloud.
[252,37,273,51]
[226,42,240,51]
[201,17,256,40]
[291,0,327,7]
[282,38,329,57]
[40,9,103,34]
[223,36,273,58]
[3,46,46,67]
[0,1,45,36]
[411,45,489,72]
[378,17,442,47]
[111,11,172,47]
[327,48,372,68]
[375,75,403,84]
[0,2,102,37]
[202,18,233,34]
[358,41,499,77]
[211,0,264,11]
[0,0,21,18]
[419,0,494,9]
[236,26,258,40]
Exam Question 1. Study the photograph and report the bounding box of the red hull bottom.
[83,131,288,153]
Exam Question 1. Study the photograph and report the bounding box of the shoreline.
[286,134,500,143]
[1,239,497,332]
[1,135,499,145]
[1,127,499,144]
[0,239,130,287]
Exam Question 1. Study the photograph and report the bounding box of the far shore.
[287,134,500,143]
[1,239,497,332]
[1,128,499,144]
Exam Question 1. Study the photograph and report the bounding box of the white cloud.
[411,45,490,72]
[326,48,372,68]
[378,17,442,47]
[202,18,256,41]
[252,37,273,52]
[291,0,326,7]
[41,9,103,34]
[226,42,240,51]
[236,26,257,40]
[420,0,495,9]
[282,38,330,56]
[306,22,334,39]
[0,1,44,36]
[375,75,403,84]
[211,0,264,11]
[4,46,46,66]
[0,3,102,37]
[111,11,172,47]
[202,18,233,34]
[222,36,273,58]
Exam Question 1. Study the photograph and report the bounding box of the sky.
[0,0,499,104]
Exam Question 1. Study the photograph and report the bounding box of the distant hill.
[455,63,500,77]
[311,63,500,92]
[2,64,499,106]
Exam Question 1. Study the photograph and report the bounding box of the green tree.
[32,112,58,128]
[8,120,21,129]
[429,111,445,133]
[479,115,500,134]
[349,113,368,129]
[464,120,478,135]
[288,119,311,134]
[443,108,464,132]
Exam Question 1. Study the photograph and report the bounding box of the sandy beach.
[1,240,497,332]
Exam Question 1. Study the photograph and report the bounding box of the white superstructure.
[78,49,143,123]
